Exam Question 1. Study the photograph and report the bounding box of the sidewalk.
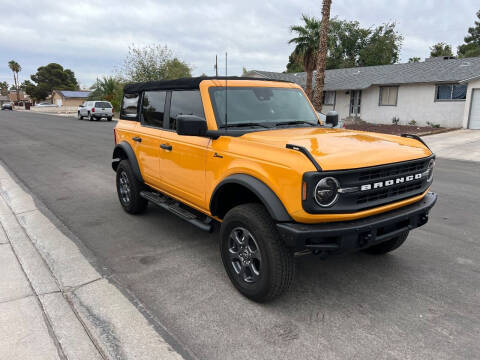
[423,129,480,162]
[0,163,184,360]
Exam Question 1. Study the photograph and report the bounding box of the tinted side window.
[169,90,205,130]
[142,91,166,128]
[120,93,139,120]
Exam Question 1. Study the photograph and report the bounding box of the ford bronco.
[112,77,437,302]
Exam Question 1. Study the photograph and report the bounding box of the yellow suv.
[112,77,437,302]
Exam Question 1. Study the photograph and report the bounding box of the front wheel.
[220,203,295,302]
[362,231,409,255]
[88,112,94,121]
[78,111,83,120]
[116,160,148,214]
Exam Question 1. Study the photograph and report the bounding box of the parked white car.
[78,101,113,121]
[35,102,59,107]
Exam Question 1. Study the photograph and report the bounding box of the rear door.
[94,101,112,117]
[158,90,210,208]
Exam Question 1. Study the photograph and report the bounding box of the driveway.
[1,111,479,360]
[424,129,480,161]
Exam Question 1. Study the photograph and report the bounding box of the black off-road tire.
[116,160,148,214]
[363,231,409,255]
[220,203,295,302]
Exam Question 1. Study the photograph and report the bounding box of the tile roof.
[251,56,480,91]
[55,90,91,98]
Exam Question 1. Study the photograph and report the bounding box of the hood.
[241,127,432,171]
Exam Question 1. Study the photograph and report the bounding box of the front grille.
[356,182,423,204]
[357,159,428,182]
[302,156,433,214]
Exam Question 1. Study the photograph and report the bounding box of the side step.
[140,191,213,232]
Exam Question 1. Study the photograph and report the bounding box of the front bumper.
[277,192,437,254]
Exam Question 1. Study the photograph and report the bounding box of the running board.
[140,191,213,232]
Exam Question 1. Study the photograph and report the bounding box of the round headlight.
[427,159,435,182]
[314,177,340,207]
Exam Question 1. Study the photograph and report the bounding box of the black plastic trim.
[401,133,431,150]
[112,141,144,183]
[277,191,437,252]
[210,174,292,222]
[286,144,322,171]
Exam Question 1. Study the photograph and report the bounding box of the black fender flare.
[112,141,144,183]
[210,174,292,222]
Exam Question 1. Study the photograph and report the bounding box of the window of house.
[435,84,467,101]
[169,90,205,130]
[379,86,398,106]
[120,93,139,119]
[142,91,166,128]
[322,91,335,105]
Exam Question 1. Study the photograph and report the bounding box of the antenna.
[215,54,218,77]
[225,52,228,131]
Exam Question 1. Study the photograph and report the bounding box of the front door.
[349,90,362,117]
[158,90,209,208]
[468,88,480,129]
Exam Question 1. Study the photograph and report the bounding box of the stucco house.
[248,56,480,129]
[51,90,91,107]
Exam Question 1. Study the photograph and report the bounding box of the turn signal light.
[302,181,307,200]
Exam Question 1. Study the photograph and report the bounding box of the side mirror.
[326,111,339,128]
[176,115,207,136]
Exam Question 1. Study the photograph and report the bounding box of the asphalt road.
[1,110,479,360]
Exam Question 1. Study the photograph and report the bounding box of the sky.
[0,0,478,89]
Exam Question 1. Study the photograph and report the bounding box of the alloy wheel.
[227,227,262,284]
[118,171,131,204]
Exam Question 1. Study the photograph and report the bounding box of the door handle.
[160,144,172,151]
[132,136,142,142]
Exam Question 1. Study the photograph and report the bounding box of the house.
[8,90,25,103]
[247,56,480,129]
[0,95,10,105]
[51,90,91,107]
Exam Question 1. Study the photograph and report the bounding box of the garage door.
[469,89,480,129]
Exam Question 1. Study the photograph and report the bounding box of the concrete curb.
[0,162,184,359]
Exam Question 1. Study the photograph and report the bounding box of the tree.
[285,53,304,73]
[0,81,8,95]
[25,63,79,101]
[289,15,322,99]
[313,0,332,111]
[458,10,480,58]
[88,77,123,111]
[358,23,402,66]
[118,44,191,82]
[429,42,453,57]
[287,17,403,80]
[8,60,21,102]
[408,57,421,63]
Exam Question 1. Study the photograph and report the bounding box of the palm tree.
[8,60,21,102]
[313,0,333,111]
[289,15,322,99]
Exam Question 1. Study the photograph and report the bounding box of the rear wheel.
[107,117,112,121]
[220,203,295,302]
[116,160,148,214]
[363,231,409,255]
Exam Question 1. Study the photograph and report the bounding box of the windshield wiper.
[219,122,273,129]
[274,120,317,127]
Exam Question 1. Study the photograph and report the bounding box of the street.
[0,111,479,359]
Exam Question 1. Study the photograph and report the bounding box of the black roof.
[123,76,291,93]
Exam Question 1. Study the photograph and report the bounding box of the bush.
[392,116,400,125]
[408,119,417,126]
[426,121,441,128]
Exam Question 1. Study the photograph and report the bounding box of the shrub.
[392,116,400,125]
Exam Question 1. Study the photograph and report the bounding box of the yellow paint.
[115,79,432,224]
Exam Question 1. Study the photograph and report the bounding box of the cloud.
[0,0,478,87]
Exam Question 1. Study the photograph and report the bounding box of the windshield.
[209,87,318,128]
[95,101,112,108]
